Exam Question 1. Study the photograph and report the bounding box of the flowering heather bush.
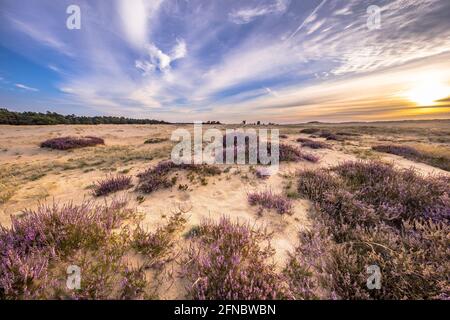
[284,226,336,299]
[248,190,293,214]
[297,169,342,203]
[298,139,330,149]
[40,136,104,150]
[0,199,147,299]
[372,144,420,157]
[182,217,291,300]
[292,160,450,299]
[93,175,132,197]
[300,128,320,134]
[136,160,221,194]
[279,144,319,163]
[319,132,339,141]
[119,266,148,300]
[302,153,320,163]
[331,161,449,223]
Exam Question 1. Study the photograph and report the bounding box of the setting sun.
[406,75,450,106]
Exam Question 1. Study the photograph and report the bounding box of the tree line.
[0,108,169,125]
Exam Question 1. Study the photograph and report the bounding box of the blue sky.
[1,0,450,123]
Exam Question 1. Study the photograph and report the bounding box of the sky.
[0,0,450,123]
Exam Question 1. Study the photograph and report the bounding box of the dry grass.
[372,143,450,171]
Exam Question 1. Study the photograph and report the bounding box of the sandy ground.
[0,123,448,298]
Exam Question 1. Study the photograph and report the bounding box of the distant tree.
[0,108,169,125]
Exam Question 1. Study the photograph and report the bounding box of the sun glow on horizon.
[405,73,450,106]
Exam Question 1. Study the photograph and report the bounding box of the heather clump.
[136,160,221,194]
[372,144,420,157]
[297,138,330,149]
[41,136,104,150]
[290,160,450,299]
[300,128,320,134]
[279,144,319,163]
[319,132,339,141]
[182,217,291,300]
[92,175,132,196]
[331,161,449,223]
[248,190,293,214]
[0,199,154,299]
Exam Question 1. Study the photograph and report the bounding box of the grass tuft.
[248,190,293,214]
[372,144,450,171]
[92,175,133,196]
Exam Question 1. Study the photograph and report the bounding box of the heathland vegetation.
[0,121,449,299]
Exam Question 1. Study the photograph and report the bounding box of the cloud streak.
[15,83,39,92]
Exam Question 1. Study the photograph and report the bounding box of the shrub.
[0,199,146,299]
[279,144,319,163]
[279,134,288,139]
[136,160,221,194]
[144,138,167,144]
[136,173,173,194]
[331,161,449,223]
[319,132,339,141]
[372,145,420,157]
[182,217,291,300]
[298,139,330,149]
[41,136,104,150]
[248,190,293,214]
[284,225,336,299]
[93,175,132,196]
[301,153,320,163]
[290,160,450,299]
[300,128,320,134]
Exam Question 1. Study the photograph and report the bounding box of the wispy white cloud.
[15,83,39,92]
[229,0,288,24]
[9,17,73,56]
